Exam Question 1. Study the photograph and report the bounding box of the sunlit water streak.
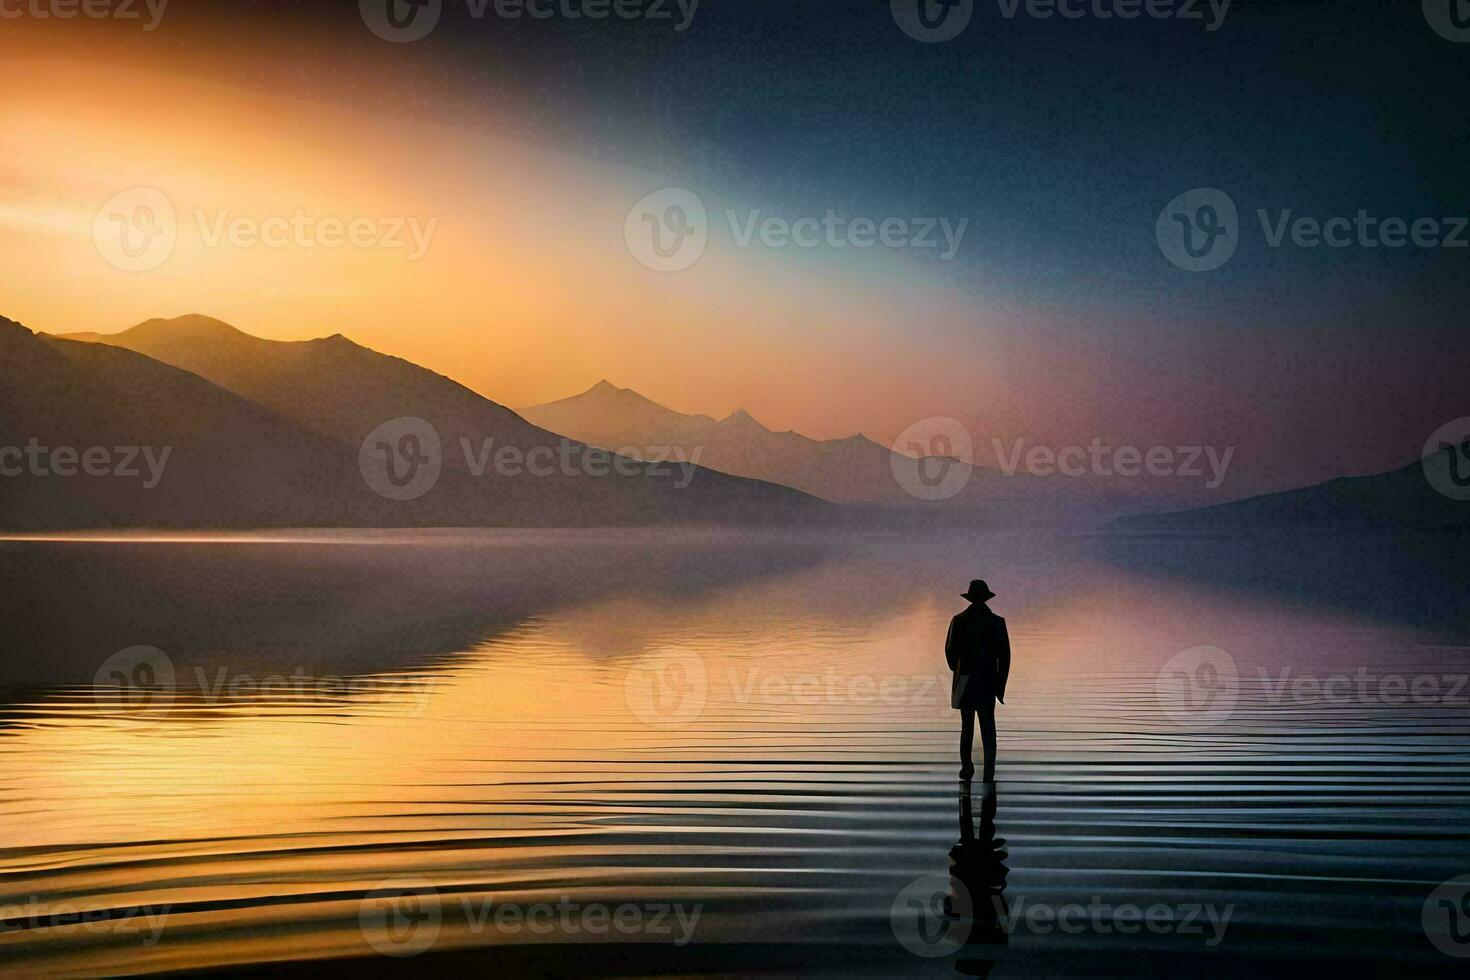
[0,530,1466,977]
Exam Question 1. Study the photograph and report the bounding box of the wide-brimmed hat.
[961,579,995,602]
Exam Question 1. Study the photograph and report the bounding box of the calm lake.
[1,528,1466,977]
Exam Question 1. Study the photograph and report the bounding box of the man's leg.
[979,699,997,783]
[959,708,975,777]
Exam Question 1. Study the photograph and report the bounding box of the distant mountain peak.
[517,381,986,505]
[122,313,247,343]
[720,408,767,429]
[559,379,672,411]
[585,379,652,402]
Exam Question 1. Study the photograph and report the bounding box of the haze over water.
[1,528,1466,977]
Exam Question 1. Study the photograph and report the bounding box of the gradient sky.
[1,0,1465,496]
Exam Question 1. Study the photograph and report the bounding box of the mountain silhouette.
[72,315,577,458]
[523,379,911,502]
[521,380,1121,522]
[1,316,375,529]
[5,314,822,529]
[1113,454,1470,529]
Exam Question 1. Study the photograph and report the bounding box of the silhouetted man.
[946,580,1010,783]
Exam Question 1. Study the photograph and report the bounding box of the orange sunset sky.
[1,17,1458,496]
[3,51,1002,444]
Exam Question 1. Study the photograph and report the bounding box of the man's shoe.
[959,765,975,781]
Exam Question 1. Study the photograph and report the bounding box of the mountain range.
[1,315,821,529]
[524,380,924,504]
[2,312,1456,531]
[521,381,1469,530]
[2,315,370,529]
[1114,453,1469,530]
[520,380,1127,522]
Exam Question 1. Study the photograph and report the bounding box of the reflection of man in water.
[946,784,1009,977]
[946,580,1010,783]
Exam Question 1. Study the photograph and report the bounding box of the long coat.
[945,605,1010,710]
